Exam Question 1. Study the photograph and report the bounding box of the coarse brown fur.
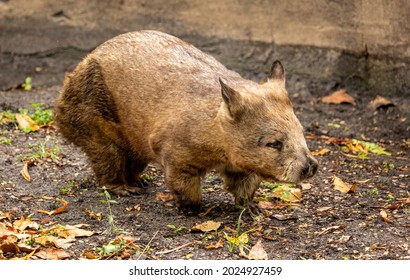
[55,30,318,212]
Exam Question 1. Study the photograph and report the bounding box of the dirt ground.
[0,45,409,260]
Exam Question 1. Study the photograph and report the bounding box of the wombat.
[55,30,318,213]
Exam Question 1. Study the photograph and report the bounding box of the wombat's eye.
[266,141,283,150]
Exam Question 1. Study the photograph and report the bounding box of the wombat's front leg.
[222,170,262,215]
[164,164,204,211]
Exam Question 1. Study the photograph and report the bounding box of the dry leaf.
[83,250,100,259]
[248,239,268,260]
[204,239,224,249]
[317,206,332,212]
[271,185,302,203]
[57,224,95,239]
[15,113,40,132]
[155,192,174,202]
[258,201,283,210]
[21,161,31,182]
[13,216,39,231]
[321,89,356,105]
[370,95,394,109]
[312,148,331,156]
[380,210,393,224]
[333,176,355,194]
[336,235,351,243]
[301,183,312,190]
[85,209,102,221]
[317,225,344,236]
[191,221,221,233]
[37,198,68,215]
[11,249,36,260]
[0,235,19,253]
[34,248,70,260]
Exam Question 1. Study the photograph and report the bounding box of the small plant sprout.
[223,208,256,253]
[167,224,186,234]
[22,77,33,91]
[100,187,124,234]
[369,188,379,196]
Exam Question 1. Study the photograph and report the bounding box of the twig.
[155,241,201,255]
[137,230,158,260]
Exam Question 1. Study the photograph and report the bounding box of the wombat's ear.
[268,60,286,85]
[219,78,243,120]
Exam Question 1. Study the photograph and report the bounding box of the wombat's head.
[218,60,318,183]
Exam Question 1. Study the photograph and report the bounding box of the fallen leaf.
[11,249,36,260]
[37,198,68,215]
[333,176,355,194]
[0,211,13,221]
[0,235,19,253]
[34,248,70,260]
[317,225,344,236]
[258,200,298,210]
[271,185,302,203]
[15,113,40,132]
[204,239,224,249]
[321,89,356,105]
[312,148,331,156]
[317,206,332,212]
[21,161,31,182]
[380,210,393,224]
[301,183,312,190]
[155,192,174,202]
[83,250,99,259]
[369,244,387,251]
[191,221,221,233]
[336,235,351,243]
[13,216,39,231]
[85,209,102,221]
[370,95,394,109]
[248,239,268,260]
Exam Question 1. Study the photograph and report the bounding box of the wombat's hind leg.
[164,165,204,212]
[222,170,262,216]
[87,142,147,196]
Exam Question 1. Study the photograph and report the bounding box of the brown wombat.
[55,30,318,212]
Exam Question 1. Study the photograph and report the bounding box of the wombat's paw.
[235,202,261,217]
[105,184,145,196]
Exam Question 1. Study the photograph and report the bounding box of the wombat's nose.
[301,156,318,180]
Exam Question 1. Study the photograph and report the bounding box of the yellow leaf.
[13,216,39,231]
[21,161,31,182]
[312,148,331,156]
[57,225,95,238]
[271,185,302,203]
[333,176,355,194]
[15,113,40,132]
[321,89,356,105]
[248,239,268,260]
[37,198,68,215]
[191,221,221,233]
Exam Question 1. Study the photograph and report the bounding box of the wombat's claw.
[106,184,145,196]
[247,202,261,217]
[235,202,261,217]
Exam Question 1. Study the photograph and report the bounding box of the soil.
[0,46,409,260]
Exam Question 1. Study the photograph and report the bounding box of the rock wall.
[0,0,409,96]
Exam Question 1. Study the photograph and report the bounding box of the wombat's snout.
[301,156,318,180]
